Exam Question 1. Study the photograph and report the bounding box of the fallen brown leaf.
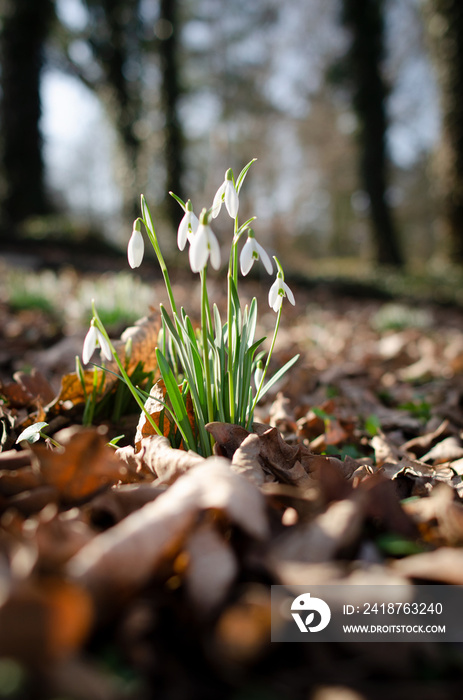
[230,433,267,486]
[269,491,366,564]
[67,458,268,602]
[134,435,205,484]
[85,483,165,527]
[393,547,463,585]
[0,577,93,663]
[214,584,271,665]
[0,467,42,497]
[0,369,55,409]
[30,427,127,504]
[183,522,238,615]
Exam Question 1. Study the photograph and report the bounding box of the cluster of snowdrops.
[82,160,298,456]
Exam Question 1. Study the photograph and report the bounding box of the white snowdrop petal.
[188,213,199,239]
[272,295,283,312]
[189,227,208,272]
[127,229,144,268]
[240,239,254,276]
[208,231,221,270]
[97,330,113,362]
[268,279,279,309]
[256,242,273,274]
[283,282,296,305]
[82,325,98,365]
[224,181,239,218]
[177,214,189,250]
[211,182,226,219]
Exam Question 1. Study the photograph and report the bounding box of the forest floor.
[2,255,463,699]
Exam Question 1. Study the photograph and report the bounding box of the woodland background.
[1,0,463,278]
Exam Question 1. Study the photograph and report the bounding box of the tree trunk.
[423,0,463,262]
[85,0,144,221]
[159,0,184,228]
[0,0,54,235]
[342,0,403,267]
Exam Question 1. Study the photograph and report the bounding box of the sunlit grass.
[0,263,156,332]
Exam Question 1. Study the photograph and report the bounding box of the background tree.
[0,0,55,237]
[341,0,404,267]
[423,0,463,263]
[57,0,185,226]
[159,0,185,225]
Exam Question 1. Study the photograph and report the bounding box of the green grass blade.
[257,354,300,401]
[236,158,257,193]
[156,349,196,450]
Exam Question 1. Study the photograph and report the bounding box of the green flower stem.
[226,217,243,423]
[227,260,235,424]
[200,269,213,333]
[142,222,177,317]
[247,305,282,428]
[139,201,179,323]
[201,270,214,451]
[39,431,62,449]
[232,216,239,287]
[139,200,184,372]
[92,304,163,438]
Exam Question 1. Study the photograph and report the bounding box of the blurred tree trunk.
[159,0,184,226]
[423,0,463,263]
[62,0,185,230]
[342,0,403,267]
[83,0,144,221]
[0,0,54,236]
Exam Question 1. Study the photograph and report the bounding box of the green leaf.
[365,413,381,437]
[169,191,186,210]
[236,158,257,194]
[236,217,257,237]
[375,533,426,557]
[155,349,196,450]
[312,406,336,422]
[108,435,125,447]
[141,195,156,235]
[257,354,300,401]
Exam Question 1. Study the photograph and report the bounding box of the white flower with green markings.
[212,168,239,219]
[189,209,221,273]
[82,321,113,364]
[268,261,295,312]
[127,219,144,269]
[240,229,273,276]
[177,199,199,251]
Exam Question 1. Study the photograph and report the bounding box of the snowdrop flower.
[254,360,264,390]
[82,321,113,364]
[268,260,295,312]
[177,199,199,251]
[240,229,273,276]
[212,168,239,219]
[127,219,144,268]
[189,209,221,273]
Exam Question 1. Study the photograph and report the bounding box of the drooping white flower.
[240,230,273,276]
[254,361,264,390]
[211,168,239,219]
[82,322,113,364]
[177,200,199,251]
[127,221,144,268]
[189,209,221,273]
[268,273,295,312]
